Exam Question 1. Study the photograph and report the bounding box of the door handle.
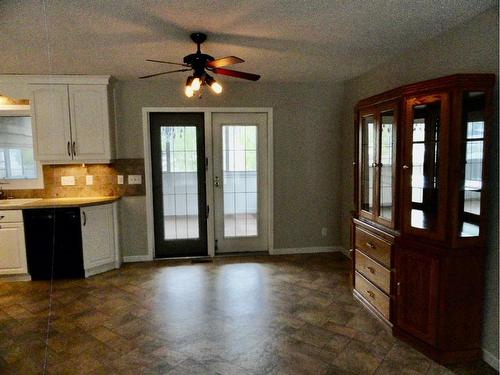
[214,176,221,188]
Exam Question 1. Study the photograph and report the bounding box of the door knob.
[214,176,220,188]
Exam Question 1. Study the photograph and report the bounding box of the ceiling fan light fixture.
[210,81,223,94]
[184,85,194,98]
[185,76,195,97]
[205,75,222,94]
[191,77,202,91]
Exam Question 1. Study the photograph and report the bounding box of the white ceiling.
[0,0,496,82]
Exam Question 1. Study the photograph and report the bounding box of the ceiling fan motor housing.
[183,53,214,77]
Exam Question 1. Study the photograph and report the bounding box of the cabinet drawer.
[355,250,390,294]
[355,272,390,319]
[0,210,23,223]
[355,227,391,267]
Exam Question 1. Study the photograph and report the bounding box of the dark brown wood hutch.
[351,74,495,364]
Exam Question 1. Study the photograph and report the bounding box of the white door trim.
[142,107,273,260]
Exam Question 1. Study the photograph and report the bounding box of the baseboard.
[123,255,152,263]
[270,246,345,255]
[482,348,499,371]
[0,273,31,282]
[85,262,117,278]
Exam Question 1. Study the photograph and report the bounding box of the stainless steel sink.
[0,198,43,206]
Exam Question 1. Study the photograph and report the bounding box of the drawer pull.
[366,242,376,249]
[366,266,375,274]
[366,290,375,299]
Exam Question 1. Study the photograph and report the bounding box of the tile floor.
[0,253,496,374]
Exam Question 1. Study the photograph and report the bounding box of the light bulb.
[210,81,223,94]
[185,85,194,98]
[191,77,201,91]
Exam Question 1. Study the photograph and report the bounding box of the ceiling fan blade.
[207,56,244,68]
[146,59,189,67]
[211,68,261,81]
[139,68,191,79]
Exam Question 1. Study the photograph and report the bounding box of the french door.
[150,113,207,258]
[212,113,269,253]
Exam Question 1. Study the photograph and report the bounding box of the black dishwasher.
[23,207,85,280]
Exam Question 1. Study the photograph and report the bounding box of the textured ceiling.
[0,0,496,82]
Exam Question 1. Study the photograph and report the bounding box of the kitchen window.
[0,109,44,189]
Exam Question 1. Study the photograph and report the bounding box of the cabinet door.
[0,223,28,275]
[402,93,449,241]
[30,84,73,161]
[395,247,439,345]
[68,85,111,161]
[81,204,115,269]
[374,104,397,228]
[359,110,377,220]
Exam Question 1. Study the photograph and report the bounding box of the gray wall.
[339,7,499,361]
[115,80,345,255]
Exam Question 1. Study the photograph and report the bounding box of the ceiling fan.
[139,32,261,97]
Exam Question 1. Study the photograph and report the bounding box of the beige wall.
[340,6,499,363]
[114,80,345,255]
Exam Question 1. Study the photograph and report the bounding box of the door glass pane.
[361,116,375,212]
[380,111,394,220]
[223,125,258,237]
[161,126,199,239]
[459,92,485,237]
[410,102,440,230]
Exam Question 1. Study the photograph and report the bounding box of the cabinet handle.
[67,141,71,156]
[72,142,77,157]
[0,215,4,221]
[366,242,376,249]
[366,266,375,274]
[82,211,87,226]
[402,165,410,170]
[371,163,377,167]
[366,290,375,299]
[397,282,401,296]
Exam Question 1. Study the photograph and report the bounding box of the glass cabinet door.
[377,109,396,226]
[403,94,448,239]
[458,91,486,238]
[360,114,376,217]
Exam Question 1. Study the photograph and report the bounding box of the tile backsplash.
[6,159,145,198]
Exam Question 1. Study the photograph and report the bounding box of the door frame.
[142,107,273,260]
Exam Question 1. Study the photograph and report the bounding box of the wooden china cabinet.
[351,74,495,364]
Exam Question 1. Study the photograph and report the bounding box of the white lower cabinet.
[0,211,28,276]
[81,203,118,277]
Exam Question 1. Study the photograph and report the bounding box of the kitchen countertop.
[0,196,120,210]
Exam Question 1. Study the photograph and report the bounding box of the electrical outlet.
[61,176,75,186]
[85,175,93,185]
[128,175,142,185]
[117,175,124,185]
[321,227,328,237]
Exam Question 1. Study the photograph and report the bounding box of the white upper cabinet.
[31,84,73,161]
[68,85,111,161]
[26,76,114,164]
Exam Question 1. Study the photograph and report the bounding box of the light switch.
[86,175,94,185]
[117,175,124,185]
[61,176,75,186]
[128,175,142,185]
